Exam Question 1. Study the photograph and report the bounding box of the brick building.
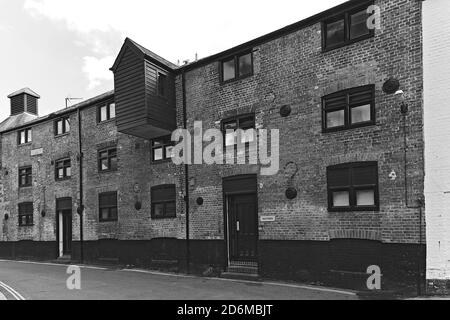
[0,0,438,291]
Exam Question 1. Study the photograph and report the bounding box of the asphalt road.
[0,260,357,300]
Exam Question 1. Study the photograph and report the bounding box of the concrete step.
[227,265,259,275]
[220,272,260,281]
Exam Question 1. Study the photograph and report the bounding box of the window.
[98,148,118,172]
[18,202,33,227]
[327,162,379,212]
[19,167,32,188]
[55,159,71,180]
[222,114,255,147]
[151,185,176,219]
[99,192,118,222]
[322,85,375,132]
[323,5,374,51]
[152,136,174,162]
[18,128,32,145]
[157,73,167,98]
[55,116,70,136]
[98,102,116,123]
[221,52,253,83]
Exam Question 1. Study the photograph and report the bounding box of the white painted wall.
[423,0,450,281]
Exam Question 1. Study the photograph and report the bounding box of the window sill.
[19,225,34,227]
[99,219,118,223]
[220,73,253,85]
[328,206,380,213]
[322,122,376,134]
[55,177,72,182]
[19,185,33,189]
[322,33,374,53]
[151,159,173,165]
[54,133,70,139]
[151,216,177,220]
[97,119,116,126]
[18,142,32,147]
[99,169,118,174]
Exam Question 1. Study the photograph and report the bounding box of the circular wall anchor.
[4,214,9,221]
[280,105,292,118]
[285,188,298,200]
[196,197,204,206]
[382,78,400,94]
[135,201,142,211]
[41,210,46,218]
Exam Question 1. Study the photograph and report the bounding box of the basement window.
[98,148,118,172]
[151,136,174,162]
[151,185,176,219]
[55,158,71,181]
[54,116,70,136]
[99,192,118,222]
[98,102,116,123]
[19,166,32,188]
[18,128,32,145]
[327,162,379,212]
[322,85,375,132]
[221,51,253,83]
[18,202,34,227]
[322,4,374,51]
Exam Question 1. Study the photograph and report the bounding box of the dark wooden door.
[228,194,258,262]
[62,210,72,255]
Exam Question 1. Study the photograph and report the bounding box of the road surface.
[0,260,357,300]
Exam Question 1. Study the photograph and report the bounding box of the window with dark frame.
[157,73,167,98]
[55,159,71,181]
[18,128,32,145]
[327,162,379,212]
[98,102,116,123]
[322,85,375,132]
[322,5,374,51]
[222,114,256,147]
[99,192,118,222]
[221,51,253,83]
[151,136,174,162]
[18,202,33,227]
[19,166,32,188]
[151,185,176,219]
[98,148,118,172]
[54,116,70,136]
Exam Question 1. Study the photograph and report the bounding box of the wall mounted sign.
[260,216,276,222]
[31,148,43,156]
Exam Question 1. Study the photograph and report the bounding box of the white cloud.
[23,0,346,89]
[82,55,114,90]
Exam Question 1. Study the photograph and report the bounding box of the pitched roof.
[7,88,41,99]
[110,38,178,72]
[0,112,38,132]
[0,90,114,134]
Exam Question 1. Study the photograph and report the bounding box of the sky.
[0,0,346,121]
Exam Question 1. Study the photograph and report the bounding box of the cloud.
[23,0,347,89]
[82,55,115,90]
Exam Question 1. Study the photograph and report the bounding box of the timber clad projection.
[111,38,176,140]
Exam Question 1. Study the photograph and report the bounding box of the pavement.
[0,259,358,300]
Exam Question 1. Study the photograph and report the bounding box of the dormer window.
[18,128,32,145]
[221,52,253,83]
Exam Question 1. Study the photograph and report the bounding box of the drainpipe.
[77,108,84,264]
[400,102,424,296]
[182,71,190,274]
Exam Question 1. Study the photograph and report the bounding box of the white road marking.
[0,281,25,300]
[0,259,356,296]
